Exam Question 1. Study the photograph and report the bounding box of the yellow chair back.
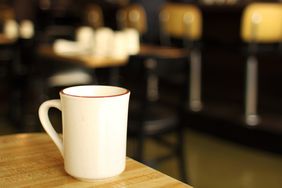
[0,5,15,23]
[84,4,104,29]
[117,4,147,34]
[160,3,202,40]
[241,3,282,43]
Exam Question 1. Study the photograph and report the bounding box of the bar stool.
[117,3,203,111]
[116,3,202,183]
[241,3,282,125]
[160,3,202,112]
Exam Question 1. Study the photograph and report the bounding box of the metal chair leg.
[136,133,145,163]
[176,124,189,183]
[189,49,202,112]
[245,55,260,126]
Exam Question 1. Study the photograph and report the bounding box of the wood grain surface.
[0,133,192,187]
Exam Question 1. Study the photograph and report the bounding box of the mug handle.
[38,99,64,157]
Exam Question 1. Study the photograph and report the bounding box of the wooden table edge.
[0,133,191,187]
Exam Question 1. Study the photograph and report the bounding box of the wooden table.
[0,34,15,45]
[0,133,192,187]
[38,45,128,69]
[38,44,189,86]
[139,43,188,59]
[38,44,189,68]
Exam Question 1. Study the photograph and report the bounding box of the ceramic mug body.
[38,85,130,181]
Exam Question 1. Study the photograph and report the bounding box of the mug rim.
[60,85,130,98]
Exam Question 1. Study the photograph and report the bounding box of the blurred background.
[0,0,282,187]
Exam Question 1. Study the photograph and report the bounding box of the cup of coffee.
[38,85,130,181]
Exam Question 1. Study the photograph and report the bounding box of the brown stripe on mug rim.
[60,85,130,98]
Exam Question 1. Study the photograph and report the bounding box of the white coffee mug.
[38,85,130,181]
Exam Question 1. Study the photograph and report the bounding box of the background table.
[37,44,189,86]
[38,45,128,68]
[0,34,14,45]
[38,44,188,68]
[0,133,192,187]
